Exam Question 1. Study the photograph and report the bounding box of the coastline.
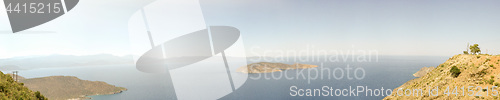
[82,89,127,100]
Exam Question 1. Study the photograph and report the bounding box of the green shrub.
[495,82,500,86]
[492,76,495,79]
[491,65,495,67]
[0,71,48,100]
[488,79,495,85]
[470,44,481,55]
[450,66,461,78]
[478,69,488,76]
[35,91,46,100]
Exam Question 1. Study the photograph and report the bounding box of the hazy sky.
[1,0,499,58]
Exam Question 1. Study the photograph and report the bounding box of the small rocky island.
[17,75,127,100]
[236,62,318,73]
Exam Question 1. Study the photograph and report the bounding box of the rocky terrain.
[385,54,500,99]
[413,67,435,77]
[18,76,127,100]
[236,62,317,73]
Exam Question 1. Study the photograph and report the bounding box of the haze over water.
[16,56,447,100]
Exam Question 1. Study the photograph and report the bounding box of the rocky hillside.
[19,76,127,100]
[413,67,435,77]
[236,62,317,73]
[385,54,500,99]
[0,71,47,100]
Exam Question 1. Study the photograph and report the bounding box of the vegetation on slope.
[0,71,47,100]
[19,76,127,100]
[384,54,500,99]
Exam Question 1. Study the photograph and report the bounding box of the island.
[16,75,127,100]
[236,62,318,73]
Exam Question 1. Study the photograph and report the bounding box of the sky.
[0,0,500,59]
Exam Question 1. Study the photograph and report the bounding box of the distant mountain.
[19,76,127,100]
[0,54,133,70]
[0,71,47,99]
[0,65,25,71]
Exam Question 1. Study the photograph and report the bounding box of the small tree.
[35,91,47,100]
[469,44,481,55]
[450,66,461,78]
[463,51,469,54]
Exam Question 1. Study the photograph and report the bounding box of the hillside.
[236,62,317,73]
[413,67,435,77]
[0,71,47,100]
[19,76,127,100]
[384,54,500,99]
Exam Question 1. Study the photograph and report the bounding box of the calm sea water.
[17,56,448,100]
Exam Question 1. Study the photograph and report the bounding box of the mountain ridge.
[0,54,133,70]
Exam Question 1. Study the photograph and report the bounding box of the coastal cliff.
[236,62,317,73]
[384,54,500,99]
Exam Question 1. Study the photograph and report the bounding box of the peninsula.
[17,75,127,100]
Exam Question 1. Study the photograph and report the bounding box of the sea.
[16,55,448,100]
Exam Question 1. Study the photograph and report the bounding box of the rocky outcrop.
[413,67,435,77]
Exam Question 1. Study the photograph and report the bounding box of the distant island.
[236,62,317,73]
[16,75,127,100]
[385,44,500,99]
